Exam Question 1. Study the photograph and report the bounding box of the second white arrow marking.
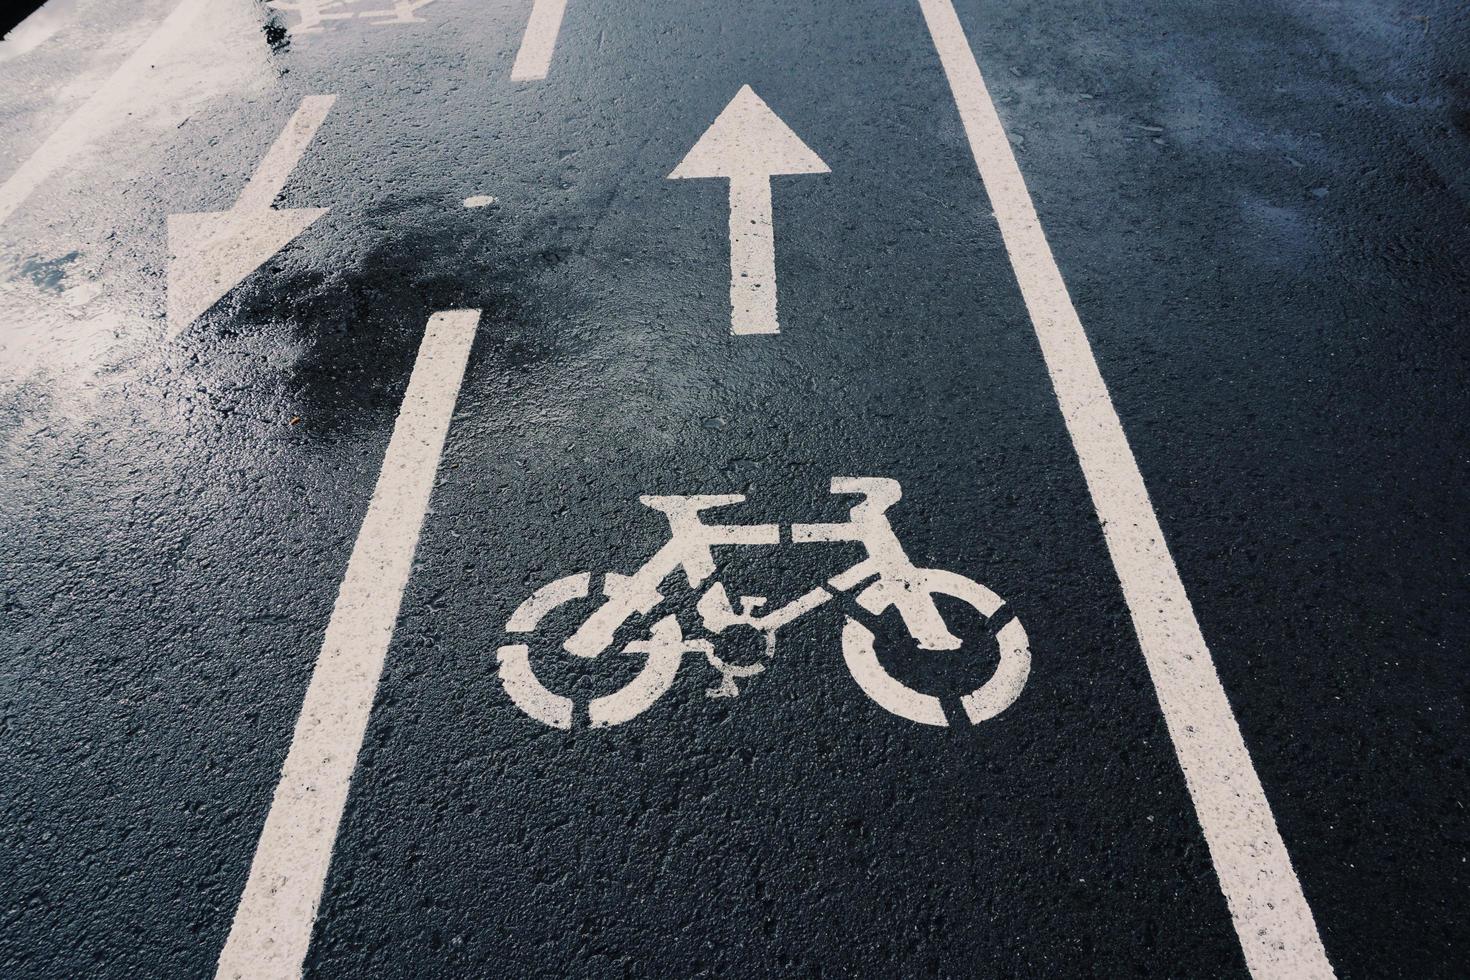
[166,95,336,337]
[669,86,829,336]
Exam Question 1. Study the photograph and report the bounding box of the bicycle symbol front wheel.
[841,568,1030,726]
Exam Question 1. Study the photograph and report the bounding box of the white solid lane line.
[167,96,337,336]
[216,310,480,980]
[912,1,1334,977]
[0,0,211,227]
[510,0,570,81]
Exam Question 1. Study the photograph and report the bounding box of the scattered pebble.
[463,195,497,208]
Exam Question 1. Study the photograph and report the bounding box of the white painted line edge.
[913,1,1334,977]
[216,309,480,980]
[0,0,212,226]
[510,0,570,81]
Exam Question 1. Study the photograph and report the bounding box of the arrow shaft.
[728,173,778,335]
[233,95,336,213]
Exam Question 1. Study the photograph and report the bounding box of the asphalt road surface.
[2,1,1466,977]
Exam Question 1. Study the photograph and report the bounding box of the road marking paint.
[0,2,72,62]
[510,0,569,81]
[216,309,480,980]
[267,0,438,33]
[668,86,829,336]
[913,2,1334,976]
[267,0,352,33]
[462,195,497,207]
[167,95,336,336]
[0,0,212,227]
[356,0,438,26]
[842,619,948,726]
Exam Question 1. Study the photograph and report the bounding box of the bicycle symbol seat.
[496,477,1030,729]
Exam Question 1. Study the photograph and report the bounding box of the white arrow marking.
[166,95,336,336]
[669,86,829,336]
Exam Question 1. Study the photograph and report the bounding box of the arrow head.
[166,207,327,336]
[669,85,830,180]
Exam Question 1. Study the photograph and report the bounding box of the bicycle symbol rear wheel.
[496,573,689,729]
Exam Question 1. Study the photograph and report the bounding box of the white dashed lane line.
[215,310,480,980]
[511,0,570,82]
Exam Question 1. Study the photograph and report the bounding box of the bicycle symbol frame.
[496,477,1030,729]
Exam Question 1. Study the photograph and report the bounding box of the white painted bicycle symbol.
[497,477,1030,729]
